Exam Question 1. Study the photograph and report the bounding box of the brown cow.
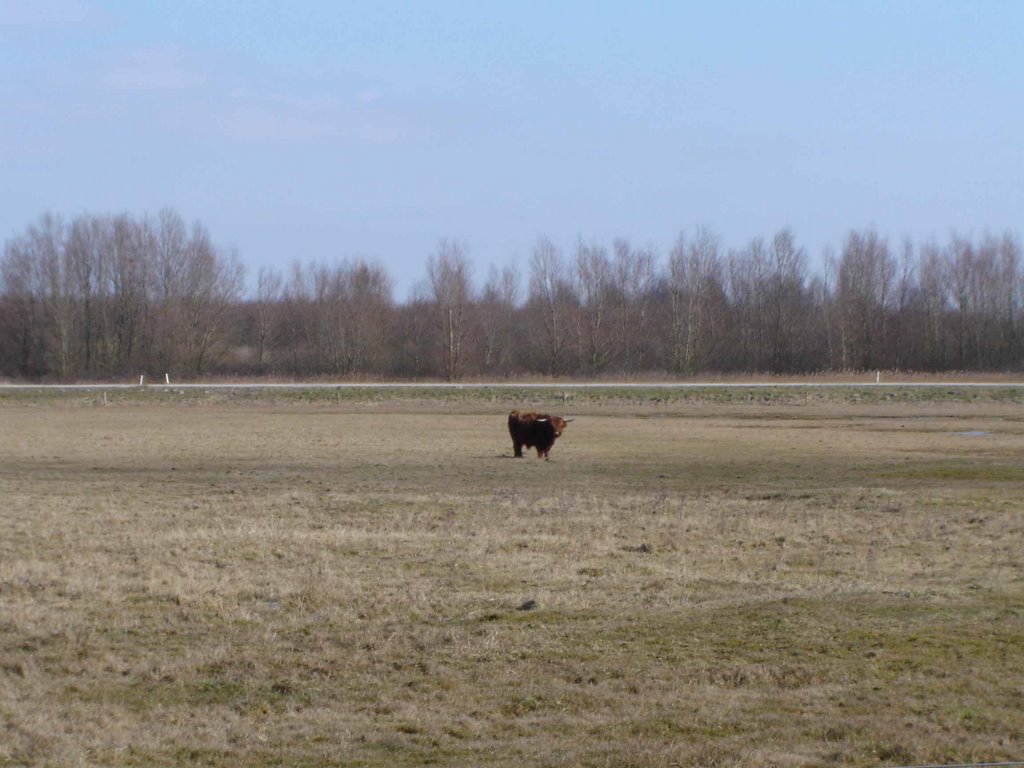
[508,410,572,459]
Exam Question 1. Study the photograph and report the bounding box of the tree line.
[1,210,1021,380]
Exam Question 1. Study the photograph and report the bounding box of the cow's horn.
[564,417,574,422]
[536,417,548,422]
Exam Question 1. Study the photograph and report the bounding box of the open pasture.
[1,389,1022,766]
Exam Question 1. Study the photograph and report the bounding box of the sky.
[2,0,1022,299]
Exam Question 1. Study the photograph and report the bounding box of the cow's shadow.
[479,453,557,461]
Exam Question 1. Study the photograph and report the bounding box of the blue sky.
[2,1,1022,298]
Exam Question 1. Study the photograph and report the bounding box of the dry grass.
[1,394,1022,766]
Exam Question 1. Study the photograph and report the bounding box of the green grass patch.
[2,382,1024,409]
[875,461,1024,482]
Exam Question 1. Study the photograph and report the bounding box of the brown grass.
[1,395,1022,766]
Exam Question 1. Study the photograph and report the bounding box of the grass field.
[1,388,1022,766]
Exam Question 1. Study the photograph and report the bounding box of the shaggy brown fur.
[507,410,570,459]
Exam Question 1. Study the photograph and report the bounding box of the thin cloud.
[218,102,340,142]
[0,0,95,27]
[356,89,385,105]
[218,89,415,145]
[99,47,207,91]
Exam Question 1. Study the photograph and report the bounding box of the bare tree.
[611,239,656,372]
[807,272,836,370]
[104,215,151,375]
[917,241,949,369]
[765,228,808,372]
[946,234,976,369]
[427,239,473,381]
[65,216,102,375]
[6,209,1024,380]
[151,209,190,374]
[479,262,520,375]
[177,223,244,375]
[254,268,282,369]
[573,240,614,372]
[395,283,435,378]
[1,226,46,376]
[891,238,918,370]
[528,237,571,375]
[341,259,394,375]
[285,265,315,377]
[969,235,1001,368]
[835,228,894,369]
[726,238,768,371]
[997,233,1022,364]
[667,228,722,374]
[27,215,76,378]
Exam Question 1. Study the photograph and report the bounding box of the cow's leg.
[513,441,523,458]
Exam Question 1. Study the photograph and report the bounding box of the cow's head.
[547,416,571,437]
